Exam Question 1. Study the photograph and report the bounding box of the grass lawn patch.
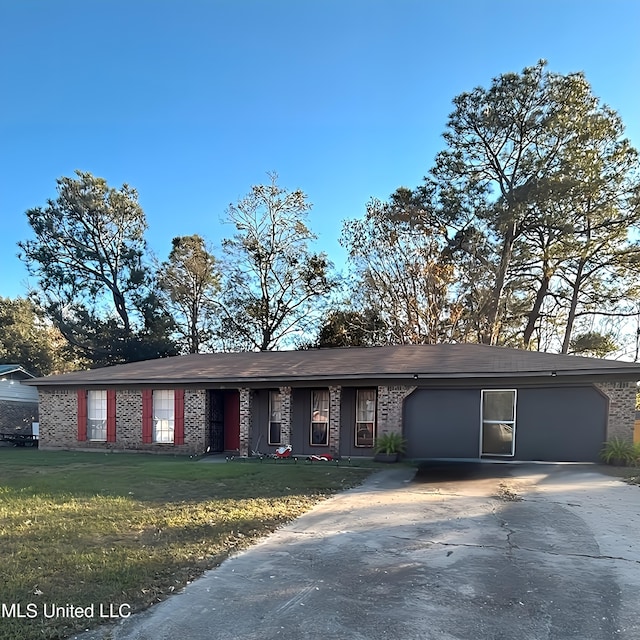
[0,450,375,640]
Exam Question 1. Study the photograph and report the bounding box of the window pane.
[311,390,329,446]
[483,391,515,421]
[87,390,107,441]
[482,422,514,455]
[356,389,376,423]
[270,391,282,422]
[356,389,376,447]
[154,390,174,443]
[269,391,282,445]
[312,390,329,422]
[269,422,282,445]
[356,423,374,447]
[311,421,328,445]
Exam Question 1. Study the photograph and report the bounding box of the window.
[153,390,175,443]
[87,390,107,441]
[269,391,282,445]
[481,390,516,456]
[355,389,376,447]
[310,390,329,446]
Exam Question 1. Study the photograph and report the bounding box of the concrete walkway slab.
[77,463,640,640]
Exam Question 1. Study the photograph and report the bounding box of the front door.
[208,390,240,453]
[209,391,225,453]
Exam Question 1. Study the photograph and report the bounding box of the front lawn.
[0,450,374,640]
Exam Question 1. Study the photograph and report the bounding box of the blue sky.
[1,0,639,299]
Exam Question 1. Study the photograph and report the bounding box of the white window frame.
[480,389,517,457]
[355,388,376,448]
[153,390,175,444]
[87,390,107,442]
[268,390,282,445]
[310,389,329,447]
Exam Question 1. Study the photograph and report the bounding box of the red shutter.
[142,389,153,443]
[174,389,185,445]
[77,389,87,441]
[106,390,117,442]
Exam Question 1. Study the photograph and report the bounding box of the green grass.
[0,449,375,640]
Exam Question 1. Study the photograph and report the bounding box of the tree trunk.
[561,259,586,354]
[523,269,551,349]
[484,221,517,345]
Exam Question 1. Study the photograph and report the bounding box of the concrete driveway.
[80,463,640,640]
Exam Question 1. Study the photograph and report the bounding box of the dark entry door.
[224,391,240,452]
[208,390,240,453]
[209,391,225,453]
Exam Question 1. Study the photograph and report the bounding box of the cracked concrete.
[77,463,640,640]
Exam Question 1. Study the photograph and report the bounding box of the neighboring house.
[24,345,640,462]
[0,365,39,433]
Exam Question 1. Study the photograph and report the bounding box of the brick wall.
[0,400,38,433]
[595,381,637,443]
[377,385,416,436]
[329,385,342,455]
[38,389,77,450]
[279,386,292,446]
[39,387,207,455]
[239,388,252,456]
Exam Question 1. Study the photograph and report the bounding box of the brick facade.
[329,385,342,455]
[377,385,416,436]
[39,389,77,449]
[38,388,207,455]
[279,386,292,446]
[595,381,637,443]
[36,378,636,458]
[239,388,252,456]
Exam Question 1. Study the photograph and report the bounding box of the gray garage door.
[403,386,608,462]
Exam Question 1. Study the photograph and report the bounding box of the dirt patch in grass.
[0,450,375,640]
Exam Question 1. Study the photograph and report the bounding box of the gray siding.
[403,385,608,462]
[290,389,310,454]
[0,380,38,403]
[339,388,376,457]
[290,388,334,456]
[251,389,271,453]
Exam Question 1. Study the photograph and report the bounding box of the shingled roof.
[24,344,640,387]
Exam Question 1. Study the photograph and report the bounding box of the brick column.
[377,385,416,436]
[279,386,292,445]
[239,388,252,456]
[329,385,342,455]
[595,381,637,442]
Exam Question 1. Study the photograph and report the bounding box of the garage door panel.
[404,389,480,458]
[515,387,606,462]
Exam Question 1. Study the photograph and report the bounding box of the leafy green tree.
[433,62,591,343]
[218,174,335,351]
[157,235,220,354]
[18,171,177,364]
[428,60,640,350]
[0,297,82,375]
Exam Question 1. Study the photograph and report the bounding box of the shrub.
[601,438,636,465]
[374,432,406,455]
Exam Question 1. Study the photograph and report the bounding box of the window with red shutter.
[174,389,185,445]
[142,389,153,443]
[77,389,87,441]
[107,390,116,442]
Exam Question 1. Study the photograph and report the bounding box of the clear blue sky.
[1,0,639,299]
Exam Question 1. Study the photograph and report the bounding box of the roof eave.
[27,368,640,387]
